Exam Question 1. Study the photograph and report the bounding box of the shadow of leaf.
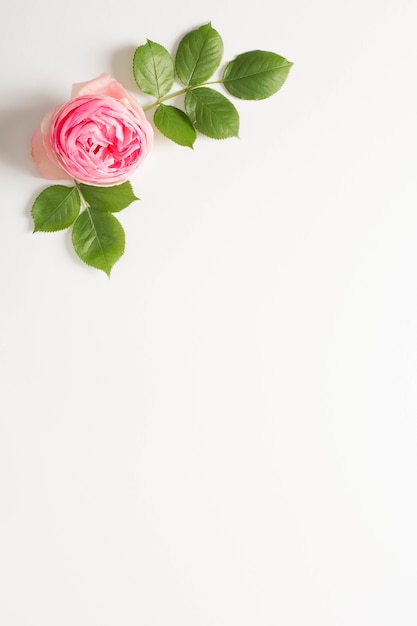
[111,45,142,94]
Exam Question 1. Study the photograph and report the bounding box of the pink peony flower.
[31,73,153,186]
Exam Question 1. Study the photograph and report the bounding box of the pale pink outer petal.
[71,73,129,99]
[31,127,71,180]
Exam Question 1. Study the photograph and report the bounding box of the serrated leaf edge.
[32,185,80,233]
[72,208,125,277]
[133,39,174,98]
[154,104,196,148]
[78,181,139,213]
[223,52,294,100]
[176,22,223,87]
[185,88,240,139]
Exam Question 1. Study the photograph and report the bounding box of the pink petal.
[71,73,127,100]
[30,128,71,180]
[71,74,153,153]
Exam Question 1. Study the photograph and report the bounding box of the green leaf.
[133,39,175,98]
[223,50,293,100]
[175,22,223,87]
[79,181,138,213]
[31,185,80,232]
[154,104,196,148]
[185,87,239,139]
[72,208,125,276]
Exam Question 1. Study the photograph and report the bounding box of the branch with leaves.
[30,23,293,275]
[134,23,293,145]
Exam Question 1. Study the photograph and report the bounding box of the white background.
[1,0,417,624]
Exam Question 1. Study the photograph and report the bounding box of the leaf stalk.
[143,81,224,112]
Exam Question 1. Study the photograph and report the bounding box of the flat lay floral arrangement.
[31,23,292,275]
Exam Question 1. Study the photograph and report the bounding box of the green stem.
[74,181,89,210]
[74,181,97,246]
[143,80,225,112]
[202,80,224,87]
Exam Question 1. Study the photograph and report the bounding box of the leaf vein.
[224,62,293,83]
[85,207,109,270]
[36,186,78,229]
[187,28,211,85]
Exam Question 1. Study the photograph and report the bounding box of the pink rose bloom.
[31,73,153,186]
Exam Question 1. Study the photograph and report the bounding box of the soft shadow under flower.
[0,97,57,175]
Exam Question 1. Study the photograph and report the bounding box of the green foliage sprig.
[31,23,292,275]
[133,22,293,147]
[32,182,136,276]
